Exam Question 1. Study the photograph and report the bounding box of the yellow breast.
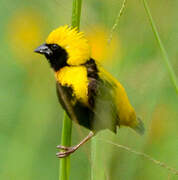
[55,66,89,105]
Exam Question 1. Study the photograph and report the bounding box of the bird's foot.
[56,131,94,158]
[56,145,76,158]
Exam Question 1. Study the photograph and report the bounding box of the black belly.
[56,80,118,133]
[56,82,94,130]
[73,102,94,130]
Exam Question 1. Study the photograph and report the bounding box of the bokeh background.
[0,0,178,179]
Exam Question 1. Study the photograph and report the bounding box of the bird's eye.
[51,44,59,51]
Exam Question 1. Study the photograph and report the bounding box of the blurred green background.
[0,0,177,179]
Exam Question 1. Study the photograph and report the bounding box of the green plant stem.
[59,1,83,180]
[108,0,127,44]
[142,0,178,94]
[59,113,72,180]
[71,0,82,28]
[91,136,97,180]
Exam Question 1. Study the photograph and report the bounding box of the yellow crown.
[46,25,91,65]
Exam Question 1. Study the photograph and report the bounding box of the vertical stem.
[59,113,72,180]
[59,1,83,180]
[108,0,127,44]
[142,0,178,94]
[91,136,97,180]
[71,0,82,28]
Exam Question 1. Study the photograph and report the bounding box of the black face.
[34,43,68,71]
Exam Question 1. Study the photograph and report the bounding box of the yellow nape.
[55,66,89,105]
[46,25,91,66]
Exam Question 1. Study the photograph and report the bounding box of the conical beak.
[34,43,53,56]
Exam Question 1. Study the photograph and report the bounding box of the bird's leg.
[56,131,94,158]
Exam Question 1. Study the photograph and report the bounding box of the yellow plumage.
[35,25,144,135]
[98,66,138,128]
[55,66,89,106]
[46,25,91,66]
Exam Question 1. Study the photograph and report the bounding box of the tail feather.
[132,117,145,135]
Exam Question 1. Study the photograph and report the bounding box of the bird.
[34,25,144,158]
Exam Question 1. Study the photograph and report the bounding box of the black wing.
[56,82,94,130]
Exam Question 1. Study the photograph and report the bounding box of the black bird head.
[34,43,68,71]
